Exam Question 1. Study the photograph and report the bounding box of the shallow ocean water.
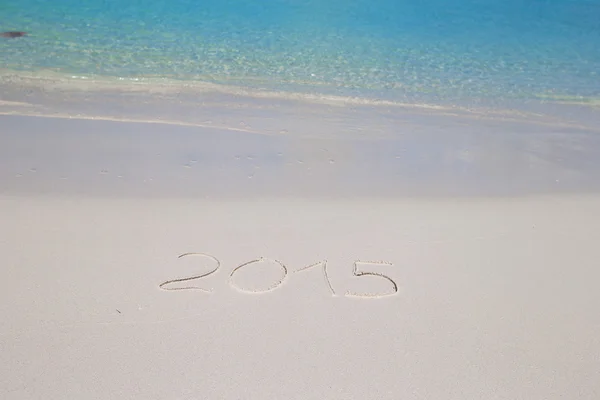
[1,0,600,106]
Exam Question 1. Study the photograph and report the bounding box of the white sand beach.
[2,94,600,399]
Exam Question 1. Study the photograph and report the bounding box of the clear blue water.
[2,0,600,104]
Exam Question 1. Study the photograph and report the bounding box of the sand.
[2,102,600,399]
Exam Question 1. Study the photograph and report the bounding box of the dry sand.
[1,108,600,399]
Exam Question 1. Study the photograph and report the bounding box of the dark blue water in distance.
[2,0,600,105]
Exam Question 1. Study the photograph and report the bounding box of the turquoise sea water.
[1,0,600,105]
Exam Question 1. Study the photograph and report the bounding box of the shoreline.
[2,68,600,130]
[3,68,600,199]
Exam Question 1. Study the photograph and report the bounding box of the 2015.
[159,252,399,298]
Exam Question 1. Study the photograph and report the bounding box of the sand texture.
[2,110,600,399]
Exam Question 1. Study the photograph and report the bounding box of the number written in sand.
[159,253,220,292]
[229,258,289,293]
[159,253,399,299]
[346,260,398,298]
[294,260,336,296]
